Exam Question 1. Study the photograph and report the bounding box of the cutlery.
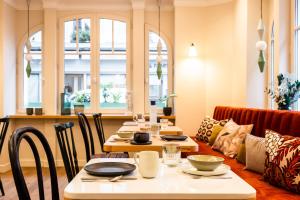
[81,176,137,182]
[192,176,232,179]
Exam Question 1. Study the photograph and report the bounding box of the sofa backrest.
[213,106,300,137]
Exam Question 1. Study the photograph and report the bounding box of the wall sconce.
[188,43,197,57]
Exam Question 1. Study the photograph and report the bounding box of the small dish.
[130,140,152,145]
[117,131,134,138]
[113,135,132,141]
[187,155,224,171]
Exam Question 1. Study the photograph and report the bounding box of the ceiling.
[4,0,233,10]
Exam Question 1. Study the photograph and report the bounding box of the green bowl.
[187,155,224,171]
[117,131,134,138]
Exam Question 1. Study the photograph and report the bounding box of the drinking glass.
[160,119,168,130]
[150,123,161,137]
[162,143,181,166]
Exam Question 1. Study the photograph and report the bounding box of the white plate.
[180,162,230,176]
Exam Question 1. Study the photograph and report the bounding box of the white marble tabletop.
[64,158,256,200]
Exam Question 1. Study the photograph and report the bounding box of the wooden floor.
[0,167,68,200]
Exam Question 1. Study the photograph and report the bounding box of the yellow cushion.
[208,125,223,146]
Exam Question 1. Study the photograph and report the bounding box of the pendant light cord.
[261,0,263,19]
[158,0,161,37]
[26,0,31,40]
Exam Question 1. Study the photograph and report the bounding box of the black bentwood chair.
[54,122,79,182]
[78,113,129,162]
[0,117,9,196]
[9,127,59,200]
[93,113,129,158]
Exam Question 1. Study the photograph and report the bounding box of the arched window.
[21,30,42,109]
[145,30,172,110]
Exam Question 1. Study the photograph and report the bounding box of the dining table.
[103,124,198,153]
[64,158,256,200]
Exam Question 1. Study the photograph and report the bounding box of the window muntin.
[64,18,91,108]
[99,19,127,109]
[23,31,42,108]
[148,32,168,108]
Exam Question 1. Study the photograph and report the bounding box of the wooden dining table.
[103,124,198,153]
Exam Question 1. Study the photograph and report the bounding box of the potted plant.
[73,91,90,114]
[266,73,300,110]
[160,93,177,116]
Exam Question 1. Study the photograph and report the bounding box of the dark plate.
[130,140,152,145]
[161,135,188,141]
[84,162,136,177]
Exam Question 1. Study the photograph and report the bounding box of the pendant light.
[156,0,162,80]
[256,0,267,73]
[25,0,32,78]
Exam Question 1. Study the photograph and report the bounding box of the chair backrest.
[77,112,94,161]
[0,117,9,154]
[9,127,59,200]
[93,113,106,152]
[54,122,79,182]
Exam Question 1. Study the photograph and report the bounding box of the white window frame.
[59,14,131,114]
[269,21,275,109]
[144,24,173,114]
[17,25,43,113]
[293,0,300,110]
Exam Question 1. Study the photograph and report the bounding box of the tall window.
[63,17,128,111]
[269,22,275,109]
[64,18,91,108]
[23,31,42,108]
[99,19,127,109]
[295,0,300,110]
[147,32,169,108]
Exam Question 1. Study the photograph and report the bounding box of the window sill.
[9,114,176,120]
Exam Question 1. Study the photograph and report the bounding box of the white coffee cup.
[134,151,159,178]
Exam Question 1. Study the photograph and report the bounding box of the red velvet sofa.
[187,106,300,200]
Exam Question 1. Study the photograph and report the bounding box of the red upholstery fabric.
[184,106,300,199]
[213,106,300,137]
[187,138,300,200]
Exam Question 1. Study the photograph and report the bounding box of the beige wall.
[0,0,3,116]
[174,2,236,135]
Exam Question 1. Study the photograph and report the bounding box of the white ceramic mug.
[134,151,159,178]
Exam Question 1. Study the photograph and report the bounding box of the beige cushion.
[245,134,265,174]
[212,119,253,158]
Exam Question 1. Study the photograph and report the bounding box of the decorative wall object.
[25,0,32,78]
[256,0,267,73]
[156,0,162,80]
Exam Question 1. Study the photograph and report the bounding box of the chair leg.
[0,177,5,196]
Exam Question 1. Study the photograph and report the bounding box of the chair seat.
[92,152,129,159]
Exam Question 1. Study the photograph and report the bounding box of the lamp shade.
[188,43,197,57]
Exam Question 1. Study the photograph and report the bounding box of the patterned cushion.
[264,130,300,193]
[212,119,253,158]
[196,117,228,143]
